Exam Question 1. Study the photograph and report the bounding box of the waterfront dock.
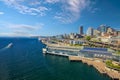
[42,47,120,80]
[69,56,82,61]
[43,48,69,57]
[105,67,120,80]
[47,46,80,52]
[68,56,120,80]
[46,51,69,57]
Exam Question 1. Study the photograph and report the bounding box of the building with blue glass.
[86,27,94,36]
[80,47,113,59]
[97,24,108,33]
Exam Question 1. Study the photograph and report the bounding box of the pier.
[43,48,69,57]
[46,51,69,57]
[69,56,82,61]
[47,46,80,52]
[42,48,120,80]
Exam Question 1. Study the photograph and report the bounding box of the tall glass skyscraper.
[86,27,94,36]
[97,25,107,33]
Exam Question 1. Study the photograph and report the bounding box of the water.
[0,37,111,80]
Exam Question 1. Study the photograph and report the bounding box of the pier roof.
[80,47,112,56]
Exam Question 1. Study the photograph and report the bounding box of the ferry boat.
[6,43,13,48]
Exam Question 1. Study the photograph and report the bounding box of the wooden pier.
[69,56,82,61]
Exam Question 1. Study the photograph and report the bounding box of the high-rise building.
[97,24,107,33]
[79,26,83,35]
[86,27,94,36]
[93,29,101,36]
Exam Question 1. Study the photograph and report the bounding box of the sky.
[0,0,120,37]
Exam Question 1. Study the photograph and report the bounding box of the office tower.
[86,27,94,36]
[97,24,107,33]
[79,26,83,35]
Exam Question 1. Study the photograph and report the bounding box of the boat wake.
[5,43,13,49]
[0,43,13,51]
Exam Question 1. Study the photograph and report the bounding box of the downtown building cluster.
[41,24,120,51]
[86,24,120,45]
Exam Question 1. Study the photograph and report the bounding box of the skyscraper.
[86,27,94,36]
[79,26,83,35]
[97,24,107,33]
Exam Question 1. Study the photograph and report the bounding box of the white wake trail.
[0,43,13,51]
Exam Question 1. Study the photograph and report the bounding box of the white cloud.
[8,24,37,31]
[29,0,41,5]
[1,0,48,16]
[0,32,35,37]
[91,8,99,13]
[7,23,43,31]
[0,22,44,37]
[1,0,93,23]
[0,33,14,37]
[54,0,91,23]
[45,0,60,4]
[0,11,4,15]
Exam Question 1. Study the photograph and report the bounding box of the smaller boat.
[6,43,13,48]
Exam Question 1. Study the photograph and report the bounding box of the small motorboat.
[6,43,13,48]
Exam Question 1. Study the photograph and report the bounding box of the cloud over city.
[1,0,48,16]
[54,0,90,23]
[1,0,92,23]
[0,22,44,37]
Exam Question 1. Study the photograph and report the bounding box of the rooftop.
[80,47,112,56]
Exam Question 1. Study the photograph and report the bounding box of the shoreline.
[42,42,120,80]
[69,56,120,80]
[45,52,120,80]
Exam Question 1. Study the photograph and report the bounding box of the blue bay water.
[0,38,111,80]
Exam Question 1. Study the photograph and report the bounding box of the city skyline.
[0,0,120,37]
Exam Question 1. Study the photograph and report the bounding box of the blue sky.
[0,0,120,37]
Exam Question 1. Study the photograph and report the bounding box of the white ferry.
[6,43,13,48]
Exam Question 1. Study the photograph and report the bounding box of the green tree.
[116,51,120,55]
[85,36,91,41]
